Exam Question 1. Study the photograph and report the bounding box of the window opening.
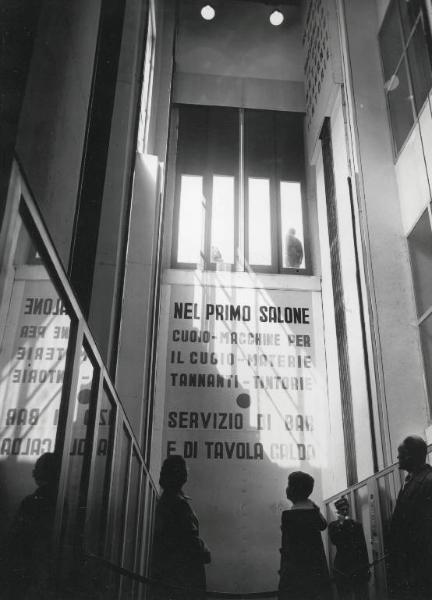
[210,175,235,265]
[408,207,432,413]
[177,175,205,265]
[171,106,308,274]
[247,177,272,266]
[281,181,305,270]
[379,0,432,156]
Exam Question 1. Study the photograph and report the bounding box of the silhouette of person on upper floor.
[0,452,60,599]
[389,435,432,600]
[151,455,210,600]
[286,228,304,269]
[278,471,331,600]
[329,496,370,600]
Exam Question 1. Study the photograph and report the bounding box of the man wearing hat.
[329,496,370,600]
[389,435,432,599]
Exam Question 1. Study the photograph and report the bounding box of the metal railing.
[323,445,432,600]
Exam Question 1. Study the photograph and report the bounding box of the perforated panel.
[303,0,331,130]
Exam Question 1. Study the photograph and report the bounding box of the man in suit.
[389,435,432,599]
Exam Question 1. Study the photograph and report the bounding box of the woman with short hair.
[151,455,210,600]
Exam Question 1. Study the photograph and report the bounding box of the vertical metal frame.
[130,460,145,598]
[320,117,358,486]
[82,355,105,552]
[117,427,133,599]
[237,108,245,272]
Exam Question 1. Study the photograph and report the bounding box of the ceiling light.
[269,10,284,26]
[201,4,215,20]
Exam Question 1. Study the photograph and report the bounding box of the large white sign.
[155,283,329,593]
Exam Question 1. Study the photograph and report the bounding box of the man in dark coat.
[389,435,432,599]
[329,496,370,600]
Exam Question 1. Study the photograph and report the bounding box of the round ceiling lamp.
[201,4,216,20]
[269,10,284,26]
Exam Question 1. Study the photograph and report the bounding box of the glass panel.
[280,181,305,269]
[408,209,432,317]
[379,0,405,81]
[387,58,415,153]
[0,217,72,596]
[377,470,403,594]
[123,451,141,569]
[353,486,374,598]
[177,175,204,264]
[244,110,275,178]
[248,177,272,266]
[145,483,157,574]
[407,19,432,112]
[121,451,141,599]
[377,471,398,559]
[210,175,235,265]
[85,388,115,555]
[107,425,130,565]
[325,501,338,571]
[62,345,95,559]
[399,0,422,39]
[419,313,432,409]
[132,470,146,600]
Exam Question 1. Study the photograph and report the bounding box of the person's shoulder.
[19,490,40,512]
[281,509,291,523]
[420,465,432,488]
[417,464,432,483]
[282,508,315,522]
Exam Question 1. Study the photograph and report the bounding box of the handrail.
[324,442,432,505]
[86,553,278,599]
[85,551,390,599]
